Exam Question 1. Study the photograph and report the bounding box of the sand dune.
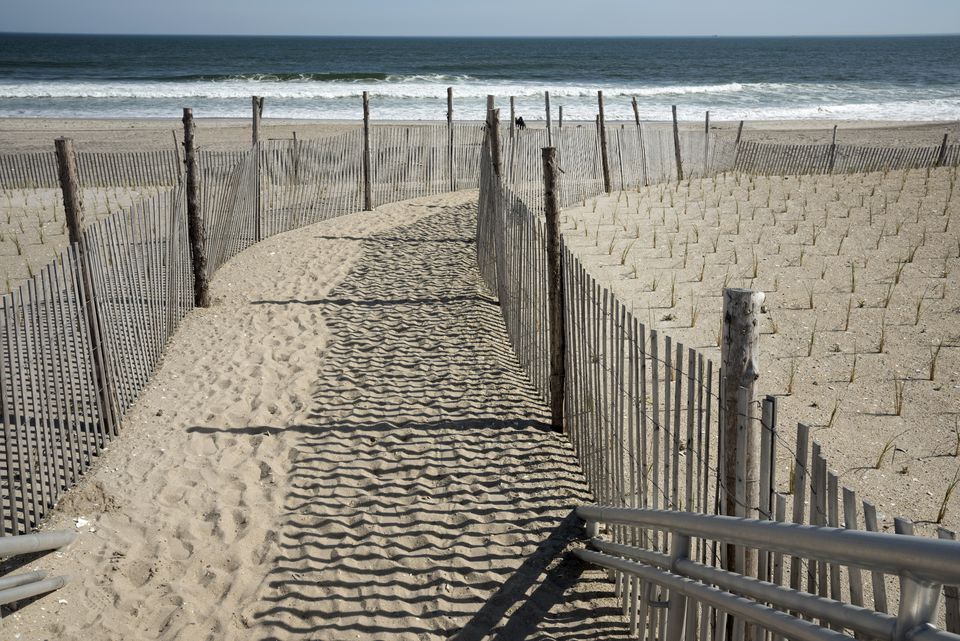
[4,192,625,640]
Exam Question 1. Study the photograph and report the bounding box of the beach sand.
[3,191,628,640]
[561,166,960,535]
[2,116,959,638]
[1,116,957,152]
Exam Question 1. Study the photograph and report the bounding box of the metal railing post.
[666,532,691,641]
[895,577,941,641]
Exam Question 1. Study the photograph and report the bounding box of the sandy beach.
[2,189,629,640]
[1,116,959,638]
[2,116,958,152]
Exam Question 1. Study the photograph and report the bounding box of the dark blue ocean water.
[1,33,959,120]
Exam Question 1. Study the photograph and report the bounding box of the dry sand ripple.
[4,192,624,640]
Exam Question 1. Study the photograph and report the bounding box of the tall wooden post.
[720,288,764,576]
[182,108,211,308]
[734,119,746,168]
[487,107,502,178]
[558,105,563,130]
[936,133,949,167]
[56,137,119,436]
[362,91,372,210]
[251,95,264,146]
[56,139,84,245]
[251,96,264,241]
[704,110,711,174]
[447,87,455,191]
[672,104,684,181]
[509,96,515,140]
[597,91,612,193]
[486,94,495,113]
[542,146,565,433]
[632,96,647,186]
[545,91,552,147]
[828,124,838,173]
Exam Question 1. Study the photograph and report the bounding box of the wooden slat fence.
[476,122,960,636]
[0,150,181,189]
[736,141,960,175]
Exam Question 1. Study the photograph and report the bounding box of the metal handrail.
[576,505,960,641]
[576,506,960,586]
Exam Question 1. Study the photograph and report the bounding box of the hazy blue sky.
[3,0,960,37]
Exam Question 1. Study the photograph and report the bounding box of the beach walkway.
[6,192,626,640]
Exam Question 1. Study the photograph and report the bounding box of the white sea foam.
[0,77,956,121]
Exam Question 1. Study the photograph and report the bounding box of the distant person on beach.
[515,116,526,130]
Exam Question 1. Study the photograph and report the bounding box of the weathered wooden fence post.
[182,108,211,308]
[936,133,949,167]
[171,129,183,185]
[487,107,502,178]
[720,288,764,575]
[362,91,372,211]
[704,110,711,174]
[733,119,745,169]
[545,91,552,147]
[447,87,455,191]
[292,130,300,184]
[509,96,515,140]
[632,96,648,186]
[251,96,264,241]
[542,146,565,433]
[251,95,264,146]
[558,105,563,130]
[672,104,683,181]
[598,91,612,193]
[828,124,838,173]
[486,94,495,113]
[55,137,119,436]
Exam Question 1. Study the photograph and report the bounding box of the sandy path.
[4,192,625,640]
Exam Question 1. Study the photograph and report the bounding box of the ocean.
[0,33,959,121]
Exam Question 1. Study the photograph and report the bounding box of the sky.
[2,0,960,37]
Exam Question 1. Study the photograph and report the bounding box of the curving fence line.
[0,124,485,537]
[2,115,960,636]
[475,123,960,638]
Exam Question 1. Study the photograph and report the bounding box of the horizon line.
[3,30,960,39]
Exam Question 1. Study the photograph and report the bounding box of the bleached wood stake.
[542,146,565,433]
[171,129,182,184]
[487,107,502,178]
[672,105,683,181]
[828,124,838,173]
[545,91,552,147]
[251,95,264,146]
[362,91,372,210]
[447,87,455,190]
[251,96,264,240]
[734,120,745,167]
[936,133,949,167]
[182,108,210,308]
[598,91,612,193]
[721,288,764,574]
[55,137,119,436]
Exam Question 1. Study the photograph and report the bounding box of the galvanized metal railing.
[577,506,960,641]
